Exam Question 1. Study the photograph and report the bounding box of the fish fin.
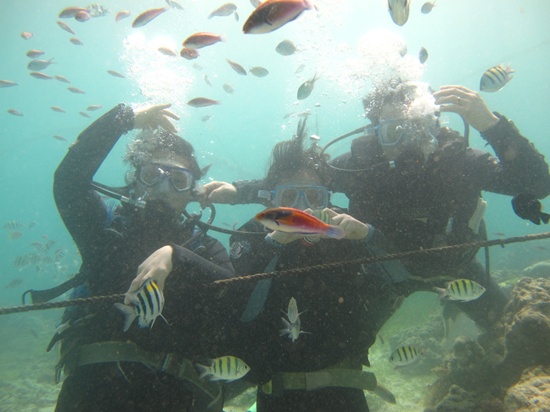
[505,64,516,74]
[159,313,170,326]
[529,217,542,225]
[374,384,397,404]
[541,212,550,224]
[326,225,345,239]
[114,303,137,332]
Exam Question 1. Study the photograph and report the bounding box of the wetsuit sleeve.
[478,113,550,198]
[229,220,278,276]
[53,104,135,262]
[232,179,271,205]
[170,236,235,284]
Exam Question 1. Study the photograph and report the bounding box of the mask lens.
[169,169,193,191]
[305,188,325,208]
[280,188,299,207]
[139,164,163,186]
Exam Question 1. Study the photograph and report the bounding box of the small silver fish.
[115,279,166,331]
[389,345,422,367]
[280,297,307,342]
[249,66,269,77]
[208,3,237,19]
[27,58,55,71]
[421,1,436,14]
[297,73,317,100]
[51,106,66,113]
[480,64,515,93]
[0,80,18,87]
[196,356,250,382]
[388,0,410,26]
[419,47,428,64]
[434,279,486,302]
[223,83,234,94]
[7,109,23,117]
[226,58,247,75]
[275,39,297,56]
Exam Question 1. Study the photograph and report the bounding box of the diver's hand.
[125,245,173,304]
[267,230,308,245]
[201,181,237,207]
[322,208,370,240]
[133,103,180,134]
[433,85,499,133]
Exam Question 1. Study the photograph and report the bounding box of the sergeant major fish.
[512,193,550,225]
[480,64,515,93]
[389,345,423,367]
[433,279,486,302]
[255,207,345,239]
[196,356,250,381]
[115,279,166,331]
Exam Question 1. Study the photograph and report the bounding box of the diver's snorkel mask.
[258,185,330,210]
[375,114,439,162]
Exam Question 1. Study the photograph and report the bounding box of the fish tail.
[541,212,550,224]
[195,362,211,380]
[326,225,345,239]
[433,287,447,299]
[505,64,516,74]
[114,303,137,332]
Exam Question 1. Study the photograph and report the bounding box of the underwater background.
[1,0,549,410]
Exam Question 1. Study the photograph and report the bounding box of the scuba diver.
[202,82,550,330]
[180,120,398,411]
[52,103,234,412]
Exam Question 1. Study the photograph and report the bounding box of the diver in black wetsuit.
[52,103,234,412]
[128,120,401,410]
[202,83,550,330]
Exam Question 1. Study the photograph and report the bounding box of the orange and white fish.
[26,49,45,58]
[115,11,131,22]
[180,47,199,60]
[67,86,85,94]
[187,97,220,107]
[255,207,345,239]
[57,20,75,34]
[243,0,314,34]
[182,32,223,49]
[59,7,87,18]
[132,8,167,28]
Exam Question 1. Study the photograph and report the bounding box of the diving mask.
[137,163,195,192]
[259,185,330,210]
[376,115,438,147]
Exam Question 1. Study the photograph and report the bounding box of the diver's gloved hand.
[133,103,180,134]
[125,245,173,304]
[321,208,370,240]
[201,181,237,207]
[433,85,499,133]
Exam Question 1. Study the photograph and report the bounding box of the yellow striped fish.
[196,356,250,382]
[389,345,422,367]
[480,64,515,92]
[115,279,166,332]
[434,278,486,302]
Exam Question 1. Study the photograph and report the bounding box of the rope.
[1,231,549,316]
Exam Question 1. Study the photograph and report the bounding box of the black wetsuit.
[53,104,234,411]
[221,218,401,412]
[231,115,550,327]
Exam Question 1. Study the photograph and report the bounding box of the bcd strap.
[63,341,223,412]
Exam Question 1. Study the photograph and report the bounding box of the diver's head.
[363,81,439,163]
[125,128,202,215]
[264,119,331,211]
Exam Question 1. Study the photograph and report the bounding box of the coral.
[504,366,550,412]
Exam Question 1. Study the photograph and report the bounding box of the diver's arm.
[53,104,135,256]
[478,114,550,198]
